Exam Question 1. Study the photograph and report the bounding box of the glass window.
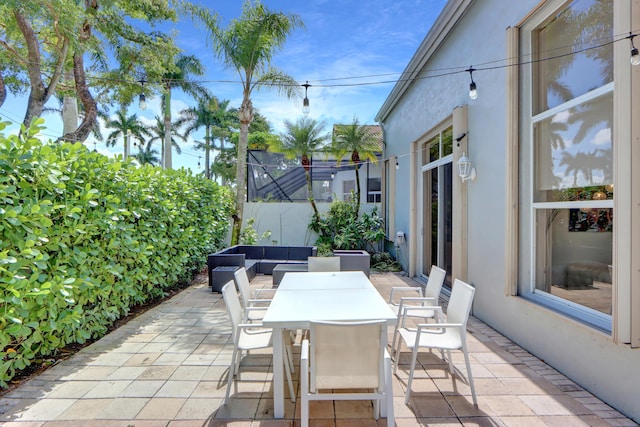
[524,0,614,320]
[343,180,355,201]
[367,178,381,203]
[534,0,613,113]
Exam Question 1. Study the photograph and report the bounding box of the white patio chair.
[393,278,477,406]
[234,267,297,375]
[389,265,446,357]
[307,256,341,272]
[233,267,297,372]
[300,320,394,427]
[221,281,295,404]
[234,267,275,321]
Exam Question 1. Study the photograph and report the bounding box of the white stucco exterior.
[377,0,640,422]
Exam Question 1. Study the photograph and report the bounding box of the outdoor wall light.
[395,160,399,170]
[138,77,147,110]
[302,81,310,116]
[466,67,478,100]
[330,172,335,180]
[457,152,476,182]
[629,34,640,65]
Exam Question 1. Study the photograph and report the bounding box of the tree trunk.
[62,72,78,135]
[163,85,172,169]
[305,169,319,218]
[231,97,253,246]
[0,73,6,108]
[352,150,361,216]
[354,164,361,216]
[205,126,211,179]
[15,10,67,129]
[58,52,97,143]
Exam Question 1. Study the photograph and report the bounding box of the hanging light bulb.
[138,93,146,110]
[466,67,478,100]
[629,34,640,65]
[302,81,310,116]
[197,156,201,168]
[138,77,147,110]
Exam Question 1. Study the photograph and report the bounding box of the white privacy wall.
[379,0,640,422]
[241,202,380,247]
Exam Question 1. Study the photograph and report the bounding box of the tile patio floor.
[0,271,636,427]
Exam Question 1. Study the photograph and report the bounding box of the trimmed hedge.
[0,120,234,386]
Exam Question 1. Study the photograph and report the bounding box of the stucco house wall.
[378,0,640,422]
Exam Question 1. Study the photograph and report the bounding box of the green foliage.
[0,120,233,386]
[309,199,385,254]
[239,218,272,245]
[371,252,402,272]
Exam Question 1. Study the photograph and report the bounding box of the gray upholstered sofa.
[207,245,317,290]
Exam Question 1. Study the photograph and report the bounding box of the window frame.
[518,0,616,334]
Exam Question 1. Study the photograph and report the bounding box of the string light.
[302,81,311,116]
[138,77,147,110]
[466,67,477,100]
[628,33,640,65]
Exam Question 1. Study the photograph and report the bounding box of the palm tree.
[184,0,304,245]
[272,117,329,217]
[133,141,160,165]
[146,115,186,157]
[331,117,382,215]
[178,96,237,179]
[160,54,208,169]
[105,109,150,158]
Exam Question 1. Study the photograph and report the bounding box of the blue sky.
[1,0,447,172]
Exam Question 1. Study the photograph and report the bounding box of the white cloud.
[592,127,611,146]
[552,110,571,123]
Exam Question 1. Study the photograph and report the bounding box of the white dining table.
[261,271,397,418]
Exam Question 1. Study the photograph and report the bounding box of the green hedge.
[0,120,234,386]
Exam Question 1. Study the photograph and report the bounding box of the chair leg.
[284,343,295,403]
[393,334,402,375]
[462,345,478,406]
[224,348,239,405]
[301,343,310,427]
[384,354,395,427]
[391,323,400,360]
[404,346,419,405]
[446,349,454,375]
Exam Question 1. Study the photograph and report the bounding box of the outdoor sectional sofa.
[207,245,317,291]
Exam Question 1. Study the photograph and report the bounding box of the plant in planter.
[309,199,384,255]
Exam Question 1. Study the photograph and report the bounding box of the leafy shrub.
[371,252,402,272]
[240,218,272,245]
[309,199,384,254]
[0,120,233,386]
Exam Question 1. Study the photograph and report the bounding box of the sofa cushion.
[211,253,245,268]
[245,260,258,280]
[288,246,314,260]
[240,245,264,259]
[264,246,289,260]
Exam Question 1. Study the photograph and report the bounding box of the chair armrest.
[398,297,439,316]
[238,321,266,329]
[417,322,463,330]
[254,288,278,298]
[400,305,443,326]
[389,286,422,304]
[247,298,272,306]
